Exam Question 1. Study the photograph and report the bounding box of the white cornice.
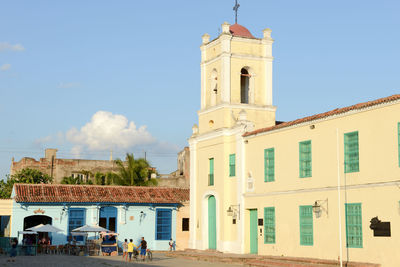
[244,99,400,139]
[190,125,246,143]
[201,34,263,48]
[198,103,276,116]
[202,53,272,66]
[243,180,400,198]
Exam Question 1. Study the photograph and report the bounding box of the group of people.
[38,237,51,246]
[122,237,148,262]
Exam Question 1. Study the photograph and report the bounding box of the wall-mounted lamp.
[60,205,67,216]
[139,211,146,223]
[227,204,240,220]
[312,199,328,218]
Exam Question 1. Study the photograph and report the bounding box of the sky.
[0,0,399,178]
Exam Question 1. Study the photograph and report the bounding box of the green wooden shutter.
[209,158,214,186]
[344,131,359,173]
[250,209,258,254]
[299,205,313,246]
[264,148,275,182]
[229,154,236,177]
[264,207,275,244]
[299,140,312,178]
[345,203,363,248]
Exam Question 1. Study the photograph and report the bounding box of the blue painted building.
[10,184,189,250]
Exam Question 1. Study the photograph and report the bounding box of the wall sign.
[370,216,391,237]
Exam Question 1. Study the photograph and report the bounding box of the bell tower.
[198,22,276,134]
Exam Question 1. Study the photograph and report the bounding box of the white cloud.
[0,42,25,52]
[0,63,11,71]
[66,111,156,153]
[57,82,81,89]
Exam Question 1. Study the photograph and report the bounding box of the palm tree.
[115,153,157,186]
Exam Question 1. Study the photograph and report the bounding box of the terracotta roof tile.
[244,94,400,137]
[13,184,189,204]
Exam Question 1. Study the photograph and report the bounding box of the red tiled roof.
[13,184,189,204]
[230,23,255,39]
[244,94,400,137]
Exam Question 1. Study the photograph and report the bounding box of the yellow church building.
[189,22,400,267]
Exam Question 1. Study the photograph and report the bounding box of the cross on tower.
[233,0,240,24]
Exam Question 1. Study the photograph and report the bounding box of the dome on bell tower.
[229,23,255,39]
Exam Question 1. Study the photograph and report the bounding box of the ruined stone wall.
[11,157,118,184]
[156,176,189,188]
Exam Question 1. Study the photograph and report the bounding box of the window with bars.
[68,208,86,242]
[264,207,275,244]
[345,203,363,248]
[344,131,359,173]
[209,158,214,186]
[156,209,172,240]
[264,148,275,182]
[299,205,313,246]
[299,140,312,178]
[229,154,236,177]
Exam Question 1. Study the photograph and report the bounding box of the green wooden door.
[250,209,258,254]
[208,196,217,249]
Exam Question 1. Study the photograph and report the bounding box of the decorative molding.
[202,53,272,66]
[244,180,400,198]
[33,208,45,214]
[198,103,276,116]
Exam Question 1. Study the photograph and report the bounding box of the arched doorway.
[208,196,216,249]
[23,215,52,241]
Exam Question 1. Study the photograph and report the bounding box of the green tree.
[0,168,53,199]
[115,153,158,186]
[11,168,53,184]
[0,175,14,199]
[94,172,105,185]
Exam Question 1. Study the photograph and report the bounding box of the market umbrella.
[72,225,108,256]
[27,224,63,233]
[72,225,108,233]
[26,224,44,231]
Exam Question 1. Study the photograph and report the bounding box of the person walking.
[127,239,136,262]
[138,237,147,261]
[169,238,173,251]
[122,239,128,261]
[8,238,18,262]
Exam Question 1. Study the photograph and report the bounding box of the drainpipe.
[336,128,343,267]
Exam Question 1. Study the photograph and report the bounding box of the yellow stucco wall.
[194,135,239,245]
[242,102,400,266]
[0,199,13,236]
[176,201,190,250]
[0,199,12,216]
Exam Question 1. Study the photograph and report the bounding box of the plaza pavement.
[0,252,237,267]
